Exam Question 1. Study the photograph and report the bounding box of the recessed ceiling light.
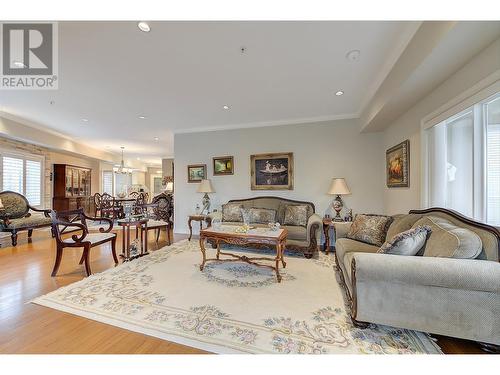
[346,50,361,62]
[138,115,146,119]
[137,22,151,33]
[154,137,159,141]
[335,90,344,96]
[136,157,141,160]
[81,118,89,122]
[12,61,26,68]
[223,105,230,110]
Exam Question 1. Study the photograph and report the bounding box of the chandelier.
[113,147,133,174]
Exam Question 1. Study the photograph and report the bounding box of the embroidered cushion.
[222,203,243,222]
[248,208,277,224]
[283,205,309,227]
[412,216,483,259]
[347,214,394,247]
[378,225,432,255]
[0,192,29,219]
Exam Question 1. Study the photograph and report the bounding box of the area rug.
[32,239,441,354]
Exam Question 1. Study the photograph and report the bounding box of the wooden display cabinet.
[53,164,94,214]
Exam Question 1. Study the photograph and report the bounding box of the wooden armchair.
[100,193,123,219]
[50,208,118,277]
[0,191,53,246]
[140,193,173,244]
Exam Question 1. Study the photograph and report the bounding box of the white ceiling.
[0,21,418,164]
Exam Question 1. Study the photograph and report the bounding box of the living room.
[1,1,499,373]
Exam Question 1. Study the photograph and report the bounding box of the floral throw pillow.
[378,225,432,255]
[249,208,277,224]
[347,214,394,246]
[283,205,309,227]
[222,203,243,222]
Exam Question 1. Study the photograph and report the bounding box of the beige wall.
[0,136,101,208]
[382,38,500,215]
[174,119,384,234]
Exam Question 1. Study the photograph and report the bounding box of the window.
[424,92,500,225]
[0,152,44,208]
[101,170,132,196]
[102,171,113,195]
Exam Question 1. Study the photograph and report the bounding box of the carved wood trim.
[227,196,316,213]
[409,207,500,261]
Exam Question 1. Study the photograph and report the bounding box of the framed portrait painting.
[213,156,234,175]
[250,152,293,190]
[187,164,206,183]
[386,140,409,188]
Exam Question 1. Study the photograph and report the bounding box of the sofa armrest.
[333,222,352,240]
[306,213,322,243]
[352,252,500,293]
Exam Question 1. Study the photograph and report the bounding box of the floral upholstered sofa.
[333,207,500,353]
[0,191,53,246]
[208,196,322,258]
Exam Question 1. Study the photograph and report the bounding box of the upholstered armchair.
[0,191,53,246]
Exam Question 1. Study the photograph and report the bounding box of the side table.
[188,214,209,241]
[117,217,149,261]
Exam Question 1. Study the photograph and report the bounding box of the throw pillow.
[347,214,394,247]
[248,208,277,224]
[412,216,483,259]
[283,205,309,227]
[222,203,243,222]
[378,225,432,255]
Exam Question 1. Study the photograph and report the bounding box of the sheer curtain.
[427,111,474,217]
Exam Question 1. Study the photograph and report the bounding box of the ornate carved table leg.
[188,217,193,241]
[143,221,149,256]
[275,242,282,283]
[199,235,207,271]
[216,240,220,260]
[280,240,286,268]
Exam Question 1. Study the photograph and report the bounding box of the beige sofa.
[208,196,322,258]
[334,207,500,353]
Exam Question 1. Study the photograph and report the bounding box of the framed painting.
[250,152,293,190]
[386,140,409,188]
[213,156,234,175]
[187,164,206,183]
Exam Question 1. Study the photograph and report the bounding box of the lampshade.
[165,182,174,192]
[0,199,3,209]
[327,178,351,195]
[197,179,215,193]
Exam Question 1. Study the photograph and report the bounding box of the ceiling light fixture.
[335,90,344,96]
[113,147,133,174]
[137,22,151,33]
[154,137,159,141]
[138,115,146,119]
[81,118,89,122]
[223,105,230,110]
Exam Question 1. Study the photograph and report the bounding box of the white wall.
[174,119,384,234]
[382,38,500,215]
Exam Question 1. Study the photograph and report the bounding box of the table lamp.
[165,181,174,192]
[327,178,351,222]
[197,179,215,214]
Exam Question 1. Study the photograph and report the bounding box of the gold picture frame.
[250,152,293,190]
[213,156,234,176]
[386,140,409,188]
[187,164,207,183]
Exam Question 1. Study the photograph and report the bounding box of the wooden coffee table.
[199,225,288,282]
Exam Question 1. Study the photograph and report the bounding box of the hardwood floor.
[0,229,484,354]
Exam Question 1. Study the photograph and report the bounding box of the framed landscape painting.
[386,140,409,188]
[187,164,206,183]
[250,152,293,190]
[213,156,234,175]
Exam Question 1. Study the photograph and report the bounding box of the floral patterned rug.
[32,239,442,354]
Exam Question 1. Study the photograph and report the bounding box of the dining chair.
[141,193,173,244]
[50,208,118,276]
[101,193,123,219]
